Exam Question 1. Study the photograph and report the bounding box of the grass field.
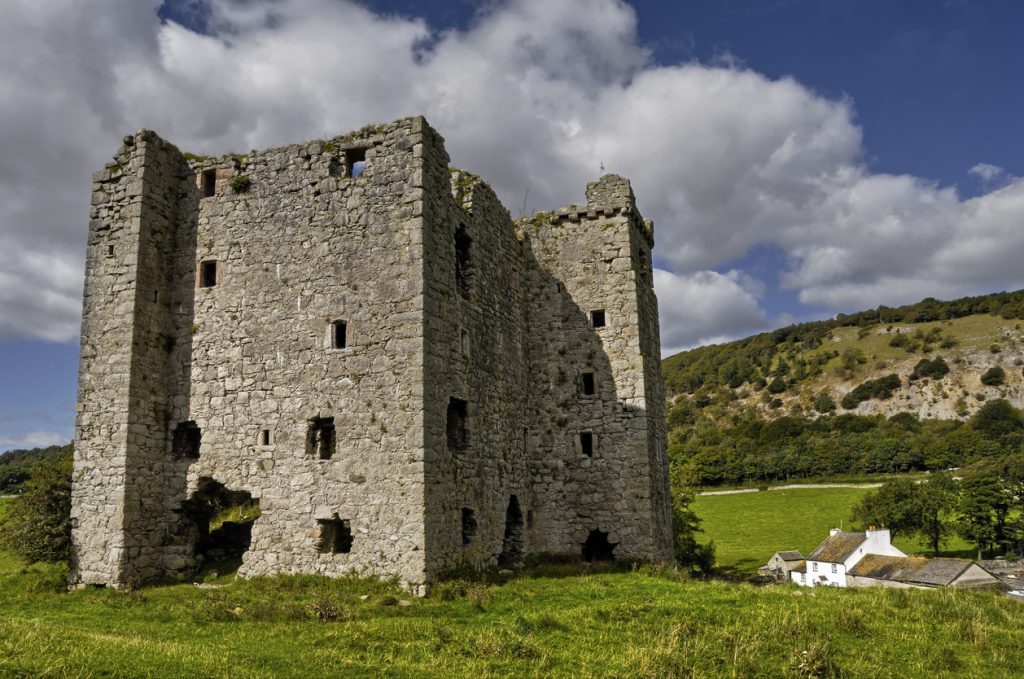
[694,487,975,573]
[2,498,1024,676]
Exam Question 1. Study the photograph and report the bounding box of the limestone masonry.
[70,116,672,592]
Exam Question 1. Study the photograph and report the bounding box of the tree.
[0,451,72,563]
[850,478,920,539]
[916,474,957,555]
[970,399,1024,440]
[812,392,836,414]
[670,486,715,574]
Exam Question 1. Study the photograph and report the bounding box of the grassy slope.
[694,487,974,573]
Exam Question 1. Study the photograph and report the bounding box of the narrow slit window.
[107,244,115,257]
[152,290,159,303]
[460,329,470,356]
[461,508,477,545]
[199,260,218,288]
[581,372,596,396]
[346,148,367,178]
[201,169,216,198]
[172,421,201,459]
[580,432,594,458]
[258,429,272,446]
[307,416,336,459]
[332,320,347,349]
[455,225,473,298]
[446,398,468,453]
[590,309,606,328]
[317,515,353,554]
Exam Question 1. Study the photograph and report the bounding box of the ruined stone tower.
[70,116,672,591]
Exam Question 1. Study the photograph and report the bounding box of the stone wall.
[71,115,671,590]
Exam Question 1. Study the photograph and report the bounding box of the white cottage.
[792,528,905,587]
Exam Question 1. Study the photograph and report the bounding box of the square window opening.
[258,429,272,446]
[580,432,594,458]
[590,309,606,328]
[332,320,347,349]
[461,507,477,545]
[317,515,353,554]
[581,372,596,396]
[345,148,367,178]
[199,260,218,288]
[201,169,216,198]
[172,421,201,459]
[446,398,468,453]
[307,416,336,460]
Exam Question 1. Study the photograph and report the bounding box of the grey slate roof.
[849,555,994,587]
[776,551,804,562]
[807,532,866,564]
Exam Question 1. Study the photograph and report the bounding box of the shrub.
[812,392,836,414]
[767,378,787,394]
[980,366,1006,386]
[229,174,252,193]
[671,489,714,573]
[841,374,901,409]
[0,451,72,563]
[910,357,950,381]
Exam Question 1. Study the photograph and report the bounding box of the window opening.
[581,372,596,396]
[201,169,216,198]
[332,320,347,349]
[107,244,115,257]
[527,510,534,529]
[199,260,218,288]
[460,329,470,356]
[317,515,353,554]
[258,429,272,446]
[152,290,159,303]
[455,225,473,298]
[446,398,468,453]
[307,417,336,459]
[590,309,606,328]
[461,508,477,545]
[580,432,594,457]
[172,421,202,459]
[345,148,367,178]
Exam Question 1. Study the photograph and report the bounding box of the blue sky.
[1,0,1023,451]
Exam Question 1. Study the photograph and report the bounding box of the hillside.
[663,290,1024,421]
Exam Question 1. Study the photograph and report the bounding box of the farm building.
[847,555,1000,589]
[758,550,804,582]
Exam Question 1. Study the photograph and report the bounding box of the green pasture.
[694,486,975,574]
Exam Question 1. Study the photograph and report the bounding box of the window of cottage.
[307,416,336,459]
[317,515,353,554]
[446,398,468,453]
[199,260,218,288]
[201,169,216,197]
[590,309,606,328]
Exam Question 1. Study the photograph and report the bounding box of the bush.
[910,357,950,381]
[767,378,787,394]
[841,374,901,409]
[671,489,714,573]
[812,392,836,414]
[980,366,1006,386]
[229,174,252,193]
[0,451,72,563]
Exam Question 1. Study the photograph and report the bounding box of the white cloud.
[1,0,1023,352]
[654,268,770,353]
[969,162,1004,182]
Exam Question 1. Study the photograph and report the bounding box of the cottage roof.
[807,531,866,564]
[849,555,990,587]
[776,550,804,562]
[790,560,807,574]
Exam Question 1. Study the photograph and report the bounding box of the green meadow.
[694,486,975,574]
[1,496,1020,677]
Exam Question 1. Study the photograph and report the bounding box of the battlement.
[70,117,671,591]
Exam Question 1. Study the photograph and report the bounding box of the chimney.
[829,528,841,537]
[865,527,891,545]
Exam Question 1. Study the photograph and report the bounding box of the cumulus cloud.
[1,0,1023,352]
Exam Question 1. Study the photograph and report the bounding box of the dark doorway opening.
[582,529,617,562]
[317,515,354,554]
[182,477,260,574]
[498,495,524,567]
